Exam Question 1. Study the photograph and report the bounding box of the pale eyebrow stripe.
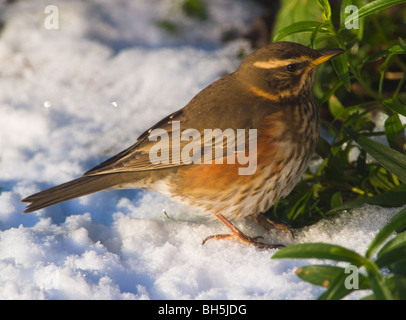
[249,85,294,100]
[253,56,310,69]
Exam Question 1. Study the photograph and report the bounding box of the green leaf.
[329,190,406,213]
[388,44,406,55]
[272,242,366,266]
[357,49,389,72]
[394,72,406,100]
[379,45,406,73]
[296,265,370,300]
[386,274,406,299]
[384,114,405,153]
[375,229,406,269]
[379,44,406,98]
[378,231,406,259]
[357,0,406,21]
[317,81,343,106]
[272,0,324,44]
[310,20,333,49]
[317,0,332,22]
[318,268,370,300]
[346,128,406,183]
[366,206,406,258]
[383,98,406,118]
[318,272,353,300]
[369,167,397,192]
[357,44,406,78]
[376,245,406,269]
[296,265,344,287]
[364,260,394,300]
[273,21,323,42]
[330,191,342,208]
[328,95,346,121]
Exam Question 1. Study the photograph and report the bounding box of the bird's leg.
[202,211,284,249]
[253,213,294,237]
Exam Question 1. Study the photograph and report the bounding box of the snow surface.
[0,0,400,300]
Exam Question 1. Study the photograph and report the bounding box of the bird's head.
[237,41,344,101]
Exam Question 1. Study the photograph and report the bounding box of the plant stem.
[364,259,394,300]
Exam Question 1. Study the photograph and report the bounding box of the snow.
[0,0,400,300]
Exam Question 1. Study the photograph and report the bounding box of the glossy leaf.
[272,242,366,266]
[383,98,406,118]
[378,231,406,259]
[273,21,324,42]
[366,206,406,258]
[296,265,343,287]
[346,129,406,183]
[318,270,354,300]
[272,0,323,44]
[384,114,405,153]
[297,265,370,300]
[328,189,406,213]
[310,20,333,49]
[318,268,370,300]
[376,246,406,269]
[357,0,406,21]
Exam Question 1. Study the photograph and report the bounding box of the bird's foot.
[204,211,284,250]
[253,214,294,237]
[202,232,284,249]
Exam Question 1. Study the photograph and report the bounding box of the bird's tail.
[22,174,128,213]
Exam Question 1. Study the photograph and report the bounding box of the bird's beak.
[309,48,345,67]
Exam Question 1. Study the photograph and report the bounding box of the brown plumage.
[22,42,344,249]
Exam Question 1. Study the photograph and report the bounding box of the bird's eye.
[287,64,297,72]
[286,64,297,72]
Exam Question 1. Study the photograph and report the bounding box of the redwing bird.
[22,41,344,249]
